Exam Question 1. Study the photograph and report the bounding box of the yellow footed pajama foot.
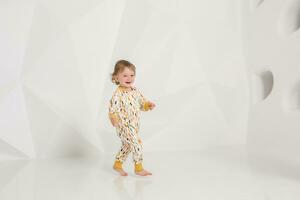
[134,163,152,176]
[113,160,128,176]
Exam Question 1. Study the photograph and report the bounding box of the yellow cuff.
[109,112,120,122]
[114,160,123,169]
[142,102,150,111]
[134,163,144,172]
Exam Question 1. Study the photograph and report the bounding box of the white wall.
[0,0,248,160]
[242,0,300,167]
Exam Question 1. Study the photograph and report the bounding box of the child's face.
[116,67,135,88]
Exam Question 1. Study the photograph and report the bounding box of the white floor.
[0,145,299,200]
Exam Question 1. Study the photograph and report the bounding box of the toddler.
[108,60,155,176]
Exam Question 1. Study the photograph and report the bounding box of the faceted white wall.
[242,0,300,166]
[0,0,248,160]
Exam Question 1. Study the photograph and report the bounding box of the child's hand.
[113,121,121,128]
[148,101,156,110]
[109,113,121,128]
[111,119,121,128]
[141,101,156,111]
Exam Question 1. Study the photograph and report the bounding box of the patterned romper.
[108,85,151,165]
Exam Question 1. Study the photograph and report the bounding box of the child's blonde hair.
[111,60,136,85]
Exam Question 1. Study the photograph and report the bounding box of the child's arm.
[136,89,156,111]
[108,91,121,127]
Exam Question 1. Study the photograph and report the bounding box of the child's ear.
[113,75,118,82]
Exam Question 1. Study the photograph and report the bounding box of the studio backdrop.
[243,0,300,167]
[0,0,248,160]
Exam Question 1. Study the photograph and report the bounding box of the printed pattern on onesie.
[109,86,148,164]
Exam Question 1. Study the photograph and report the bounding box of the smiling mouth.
[126,82,131,84]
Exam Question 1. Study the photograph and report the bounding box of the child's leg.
[132,140,143,167]
[116,125,152,176]
[130,136,152,176]
[113,142,131,176]
[115,141,131,163]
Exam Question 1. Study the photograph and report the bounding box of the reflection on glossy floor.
[0,145,299,200]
